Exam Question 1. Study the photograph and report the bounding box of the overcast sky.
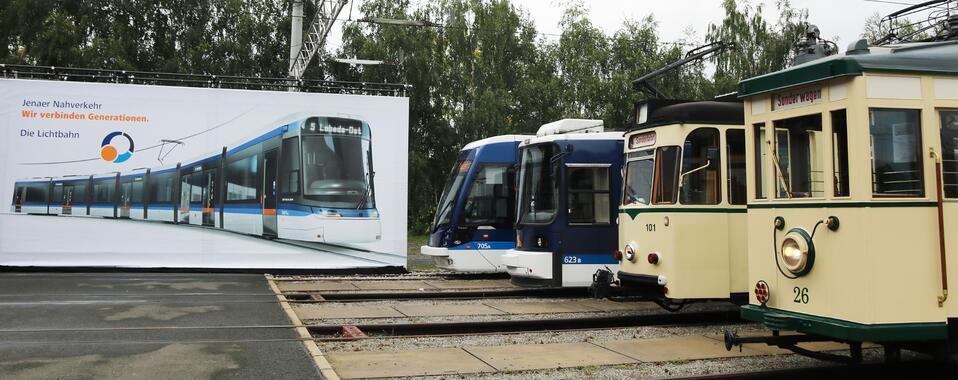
[327,0,929,56]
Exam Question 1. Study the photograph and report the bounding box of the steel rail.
[308,309,740,339]
[675,359,947,379]
[284,287,589,302]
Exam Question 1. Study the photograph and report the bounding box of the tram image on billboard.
[9,115,381,244]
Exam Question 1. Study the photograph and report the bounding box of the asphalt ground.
[0,272,321,379]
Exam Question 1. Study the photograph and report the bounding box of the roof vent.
[536,119,604,137]
[846,39,870,55]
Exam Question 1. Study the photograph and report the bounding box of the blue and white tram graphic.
[9,116,381,244]
[502,119,624,287]
[421,135,526,272]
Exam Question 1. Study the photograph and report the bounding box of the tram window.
[150,174,173,203]
[519,144,559,224]
[281,138,301,195]
[727,129,747,205]
[652,146,680,204]
[832,110,850,197]
[52,184,63,205]
[226,155,259,201]
[190,172,203,203]
[461,165,513,227]
[680,128,721,205]
[302,134,370,208]
[870,108,923,197]
[25,184,48,203]
[93,181,113,203]
[623,157,654,205]
[942,110,958,198]
[753,123,768,199]
[567,166,611,224]
[434,158,471,228]
[773,114,824,198]
[73,183,87,205]
[131,180,144,203]
[179,175,191,208]
[13,186,22,204]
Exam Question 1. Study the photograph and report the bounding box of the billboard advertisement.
[0,78,408,270]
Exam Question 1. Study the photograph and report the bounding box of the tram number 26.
[793,287,809,304]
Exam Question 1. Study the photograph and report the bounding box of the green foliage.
[0,0,815,234]
[706,0,807,95]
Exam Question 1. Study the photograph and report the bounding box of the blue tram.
[502,119,624,287]
[421,135,525,272]
[10,115,381,244]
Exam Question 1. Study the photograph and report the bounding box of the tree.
[706,0,807,95]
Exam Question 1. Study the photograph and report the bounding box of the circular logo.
[101,131,135,163]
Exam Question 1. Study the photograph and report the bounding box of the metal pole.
[290,0,304,75]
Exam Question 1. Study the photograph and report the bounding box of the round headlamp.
[780,228,814,276]
[624,243,637,262]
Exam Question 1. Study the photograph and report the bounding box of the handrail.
[931,148,949,307]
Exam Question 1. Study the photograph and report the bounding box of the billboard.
[0,78,408,270]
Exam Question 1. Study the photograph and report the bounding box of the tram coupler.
[724,330,863,364]
[589,268,617,299]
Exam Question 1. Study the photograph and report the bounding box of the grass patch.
[406,233,438,272]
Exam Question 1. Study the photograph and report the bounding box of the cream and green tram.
[726,39,958,362]
[591,100,748,310]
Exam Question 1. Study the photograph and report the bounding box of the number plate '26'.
[793,287,809,304]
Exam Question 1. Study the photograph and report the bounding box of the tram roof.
[629,100,744,132]
[739,39,958,97]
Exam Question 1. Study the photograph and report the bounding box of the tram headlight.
[780,229,815,276]
[318,209,342,218]
[624,243,637,262]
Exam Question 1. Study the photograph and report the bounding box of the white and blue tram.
[421,135,525,272]
[10,116,381,244]
[502,119,625,287]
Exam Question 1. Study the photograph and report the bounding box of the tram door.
[178,174,191,223]
[201,169,216,227]
[262,149,278,237]
[63,185,74,215]
[119,181,131,218]
[13,186,22,213]
[50,183,63,215]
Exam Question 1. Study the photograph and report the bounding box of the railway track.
[309,309,741,340]
[677,359,950,379]
[284,286,589,302]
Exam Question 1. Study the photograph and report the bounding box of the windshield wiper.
[356,172,375,209]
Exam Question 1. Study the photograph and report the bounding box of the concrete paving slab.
[293,304,404,319]
[327,348,495,379]
[485,300,601,314]
[0,273,320,379]
[575,299,658,312]
[392,303,506,317]
[465,342,637,371]
[278,282,359,292]
[350,280,436,290]
[422,279,515,289]
[600,335,767,362]
[0,341,319,380]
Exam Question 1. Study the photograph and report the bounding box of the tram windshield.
[518,144,558,225]
[433,156,471,229]
[301,117,374,209]
[623,151,654,205]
